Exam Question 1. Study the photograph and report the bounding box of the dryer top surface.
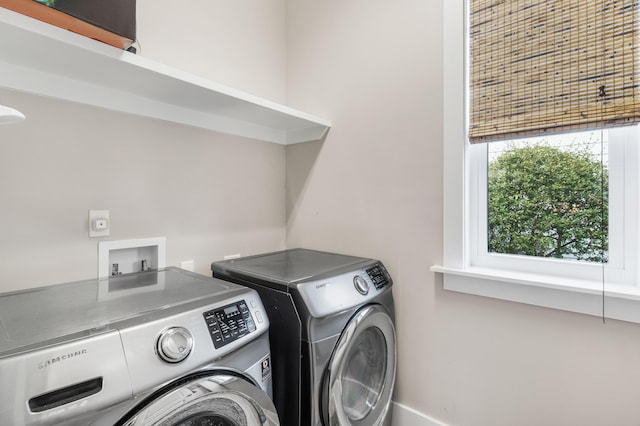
[212,248,375,290]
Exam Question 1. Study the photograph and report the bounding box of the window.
[434,1,640,323]
[486,133,608,263]
[469,126,638,285]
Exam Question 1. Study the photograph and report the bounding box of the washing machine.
[211,248,396,426]
[0,267,279,426]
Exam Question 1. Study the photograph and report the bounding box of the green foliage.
[488,144,608,262]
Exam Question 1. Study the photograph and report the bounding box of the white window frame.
[470,128,638,285]
[432,1,640,324]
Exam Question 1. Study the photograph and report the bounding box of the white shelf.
[0,7,331,145]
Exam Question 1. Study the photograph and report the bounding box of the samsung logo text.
[38,349,88,369]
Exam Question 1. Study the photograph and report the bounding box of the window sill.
[430,265,640,324]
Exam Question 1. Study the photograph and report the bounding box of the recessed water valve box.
[98,237,166,278]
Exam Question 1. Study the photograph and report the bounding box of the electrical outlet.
[89,210,110,237]
[180,260,194,272]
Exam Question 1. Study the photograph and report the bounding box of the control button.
[246,315,257,332]
[250,300,258,308]
[156,327,193,363]
[255,311,264,323]
[353,275,370,295]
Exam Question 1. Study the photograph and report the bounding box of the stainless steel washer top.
[0,267,276,426]
[0,267,243,355]
[214,248,374,290]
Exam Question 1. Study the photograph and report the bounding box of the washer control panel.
[366,264,390,290]
[297,261,393,318]
[203,300,257,349]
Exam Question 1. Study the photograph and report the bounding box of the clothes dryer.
[212,249,396,426]
[0,267,279,426]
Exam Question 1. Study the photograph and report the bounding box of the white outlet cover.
[89,210,110,237]
[180,260,194,272]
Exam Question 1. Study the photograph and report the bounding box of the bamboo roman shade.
[468,0,640,143]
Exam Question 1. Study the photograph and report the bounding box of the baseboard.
[391,402,448,426]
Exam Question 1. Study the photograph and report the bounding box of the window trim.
[433,0,640,324]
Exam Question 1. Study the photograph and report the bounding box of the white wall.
[285,1,640,425]
[0,88,285,291]
[137,0,287,102]
[0,0,288,291]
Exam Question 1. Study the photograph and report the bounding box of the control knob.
[156,326,193,363]
[353,275,370,295]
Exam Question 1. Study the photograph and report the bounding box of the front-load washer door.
[117,372,279,426]
[324,305,397,426]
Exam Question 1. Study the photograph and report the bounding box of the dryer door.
[324,305,397,426]
[118,373,279,426]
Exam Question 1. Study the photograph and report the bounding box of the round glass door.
[341,326,388,420]
[119,373,279,426]
[325,305,396,425]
